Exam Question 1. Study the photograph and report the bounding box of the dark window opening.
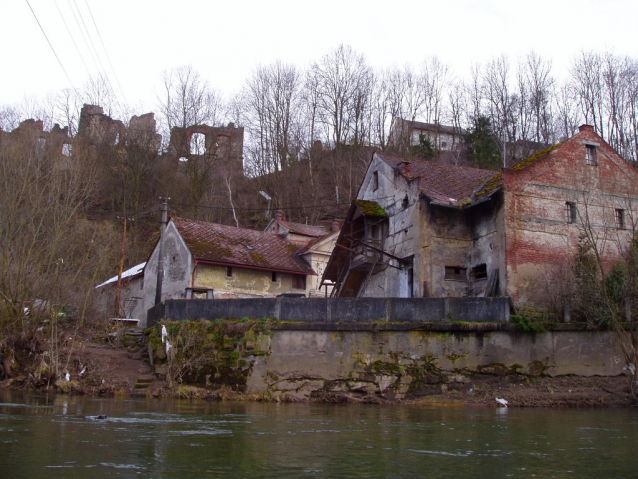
[373,171,379,191]
[586,145,597,165]
[402,195,409,209]
[566,202,577,224]
[407,267,414,298]
[616,209,625,229]
[292,274,306,290]
[471,264,488,280]
[445,266,467,281]
[226,266,233,278]
[271,271,278,282]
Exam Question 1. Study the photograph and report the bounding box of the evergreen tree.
[412,133,435,161]
[464,115,501,170]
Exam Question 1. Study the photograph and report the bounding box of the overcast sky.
[1,0,636,118]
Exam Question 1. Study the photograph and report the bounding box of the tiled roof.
[378,154,498,207]
[172,217,314,275]
[278,220,328,238]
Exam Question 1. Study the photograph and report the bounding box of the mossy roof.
[172,217,314,274]
[354,199,388,217]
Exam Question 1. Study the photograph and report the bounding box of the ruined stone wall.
[167,123,244,173]
[503,126,638,308]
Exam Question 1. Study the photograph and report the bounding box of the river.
[0,390,636,478]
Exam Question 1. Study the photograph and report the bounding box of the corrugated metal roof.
[172,217,314,274]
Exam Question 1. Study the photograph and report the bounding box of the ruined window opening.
[373,171,379,191]
[445,266,467,281]
[271,271,278,282]
[441,141,448,148]
[190,132,206,155]
[565,202,577,224]
[226,266,233,278]
[471,264,488,280]
[407,267,414,298]
[61,143,72,157]
[616,209,625,230]
[586,145,597,165]
[292,274,306,290]
[402,195,409,209]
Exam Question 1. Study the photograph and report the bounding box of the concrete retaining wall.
[147,297,510,326]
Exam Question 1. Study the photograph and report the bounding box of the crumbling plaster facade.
[327,126,638,311]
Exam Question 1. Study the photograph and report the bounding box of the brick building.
[323,125,638,312]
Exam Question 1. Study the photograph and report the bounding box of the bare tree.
[157,65,226,145]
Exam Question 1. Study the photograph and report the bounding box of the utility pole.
[114,215,130,318]
[155,197,169,305]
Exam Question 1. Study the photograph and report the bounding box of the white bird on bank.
[495,397,508,407]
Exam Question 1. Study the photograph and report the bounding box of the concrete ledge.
[147,297,511,327]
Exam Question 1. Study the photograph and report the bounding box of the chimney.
[274,210,284,234]
[579,125,594,133]
[331,219,341,233]
[399,160,412,176]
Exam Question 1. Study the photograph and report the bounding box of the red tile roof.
[378,154,498,207]
[278,220,328,238]
[172,217,314,275]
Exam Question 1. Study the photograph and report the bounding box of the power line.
[170,201,352,213]
[84,0,128,105]
[25,0,80,98]
[54,0,93,82]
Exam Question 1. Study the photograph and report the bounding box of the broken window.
[565,202,577,224]
[471,264,488,280]
[616,209,625,230]
[190,132,206,155]
[292,274,306,290]
[445,266,467,281]
[61,143,72,157]
[586,145,597,165]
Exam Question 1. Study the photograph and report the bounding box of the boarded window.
[292,274,306,290]
[565,202,577,224]
[586,145,597,165]
[471,264,488,280]
[445,266,467,281]
[616,209,625,229]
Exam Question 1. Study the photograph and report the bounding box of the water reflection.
[0,390,636,478]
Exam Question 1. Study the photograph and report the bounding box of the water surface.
[0,391,636,478]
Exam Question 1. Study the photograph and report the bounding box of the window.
[445,266,467,281]
[226,266,233,278]
[190,132,206,155]
[566,202,577,224]
[271,271,278,282]
[61,143,72,157]
[441,141,448,148]
[586,145,597,165]
[292,274,306,290]
[471,264,488,280]
[372,171,379,191]
[616,209,625,230]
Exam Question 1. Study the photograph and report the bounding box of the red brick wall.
[503,126,638,308]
